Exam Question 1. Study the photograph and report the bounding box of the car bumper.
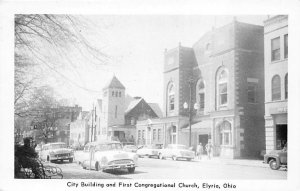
[178,156,194,160]
[50,156,73,161]
[103,163,136,170]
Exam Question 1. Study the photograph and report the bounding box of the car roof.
[43,142,66,146]
[85,140,121,146]
[167,144,187,147]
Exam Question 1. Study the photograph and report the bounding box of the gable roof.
[125,98,143,114]
[148,103,163,118]
[103,75,125,90]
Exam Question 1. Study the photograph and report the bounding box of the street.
[49,156,287,179]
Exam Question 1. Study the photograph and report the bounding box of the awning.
[182,120,212,134]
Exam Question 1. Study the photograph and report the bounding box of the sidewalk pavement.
[194,156,267,168]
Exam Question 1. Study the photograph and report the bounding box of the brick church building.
[137,19,266,159]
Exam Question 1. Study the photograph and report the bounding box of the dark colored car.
[263,148,287,170]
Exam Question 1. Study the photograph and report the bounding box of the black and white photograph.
[0,1,300,191]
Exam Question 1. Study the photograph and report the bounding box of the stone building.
[96,76,161,144]
[263,15,288,153]
[26,105,82,145]
[138,19,266,159]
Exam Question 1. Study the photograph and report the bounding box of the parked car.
[123,145,138,153]
[136,145,161,158]
[39,142,74,163]
[159,144,195,161]
[263,147,287,170]
[75,141,138,173]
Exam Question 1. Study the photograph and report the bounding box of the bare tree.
[14,14,108,118]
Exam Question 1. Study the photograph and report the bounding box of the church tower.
[101,75,126,131]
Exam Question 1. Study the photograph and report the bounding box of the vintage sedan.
[158,144,195,161]
[39,142,74,163]
[136,144,161,158]
[123,145,138,153]
[76,141,138,173]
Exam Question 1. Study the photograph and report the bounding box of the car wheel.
[269,159,280,170]
[187,158,192,161]
[172,156,177,161]
[69,158,73,163]
[128,167,135,173]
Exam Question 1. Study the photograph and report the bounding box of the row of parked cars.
[35,141,196,174]
[35,141,287,174]
[131,144,195,161]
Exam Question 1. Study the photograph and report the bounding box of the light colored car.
[159,144,195,161]
[76,141,138,173]
[136,145,161,158]
[39,142,74,163]
[123,145,138,153]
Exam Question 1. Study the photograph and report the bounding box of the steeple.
[103,75,125,90]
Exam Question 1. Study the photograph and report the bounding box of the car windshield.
[95,143,122,151]
[144,145,160,149]
[125,145,136,149]
[168,145,188,150]
[50,143,67,149]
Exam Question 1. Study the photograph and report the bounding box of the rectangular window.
[169,95,175,111]
[247,83,257,103]
[158,129,161,141]
[138,130,141,139]
[115,105,117,118]
[284,34,288,59]
[219,83,228,105]
[199,93,205,110]
[153,129,156,140]
[142,130,145,139]
[271,37,280,61]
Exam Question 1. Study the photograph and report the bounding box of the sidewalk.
[194,156,267,168]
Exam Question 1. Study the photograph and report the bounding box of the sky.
[44,15,268,111]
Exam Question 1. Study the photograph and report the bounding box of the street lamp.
[183,78,199,147]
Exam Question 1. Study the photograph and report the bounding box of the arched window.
[272,75,281,101]
[218,121,232,145]
[216,68,228,108]
[285,74,288,99]
[197,79,205,111]
[168,83,175,112]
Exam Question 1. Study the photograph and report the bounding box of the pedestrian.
[196,143,204,160]
[205,141,213,160]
